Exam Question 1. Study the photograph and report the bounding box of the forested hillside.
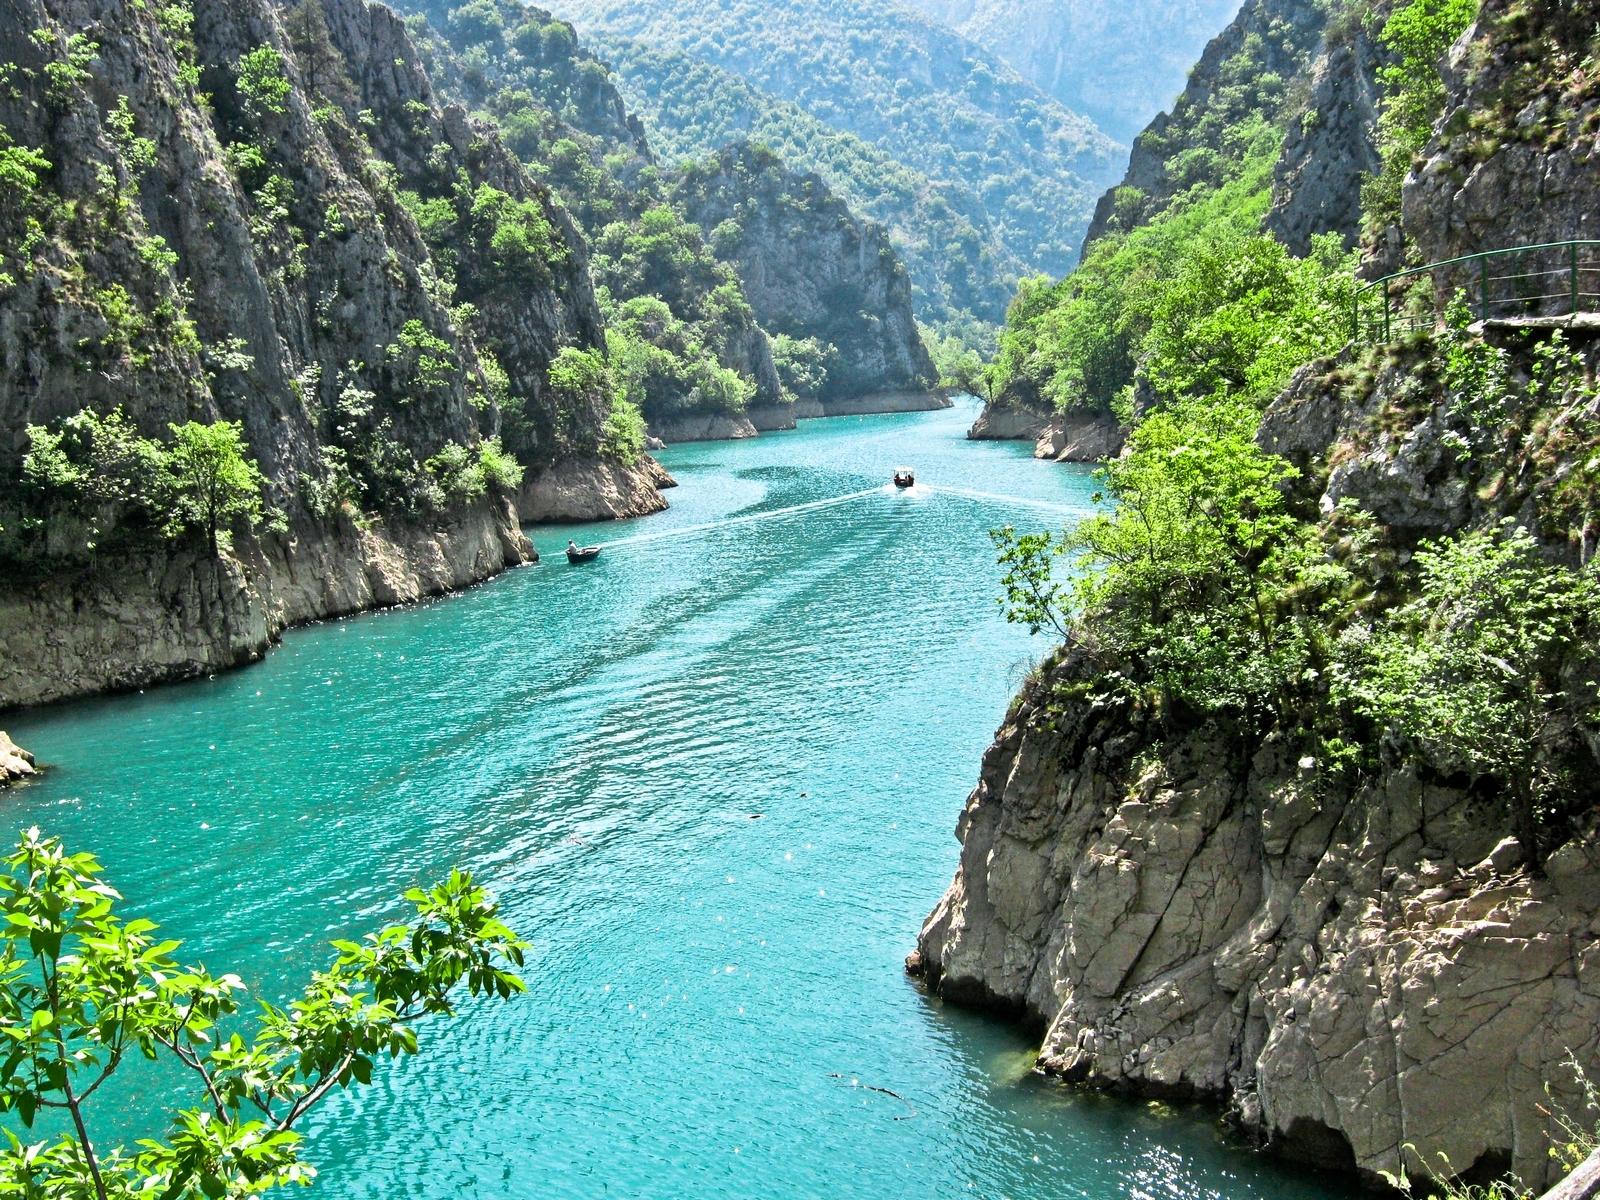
[398,0,937,435]
[0,0,665,705]
[984,0,1378,433]
[546,0,1124,330]
[902,0,1242,143]
[573,35,1014,331]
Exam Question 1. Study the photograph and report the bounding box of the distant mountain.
[545,0,1125,327]
[903,0,1243,144]
[579,35,1015,329]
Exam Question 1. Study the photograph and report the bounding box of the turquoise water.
[3,401,1354,1200]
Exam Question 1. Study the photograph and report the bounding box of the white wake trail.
[595,487,887,551]
[925,484,1087,518]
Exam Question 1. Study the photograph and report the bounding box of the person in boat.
[567,539,580,556]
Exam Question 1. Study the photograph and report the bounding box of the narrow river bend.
[4,401,1354,1200]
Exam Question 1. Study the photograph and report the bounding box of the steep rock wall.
[672,142,938,403]
[917,650,1600,1189]
[0,0,667,711]
[0,497,532,709]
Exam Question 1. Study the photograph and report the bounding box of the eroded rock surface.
[0,733,36,786]
[918,654,1600,1189]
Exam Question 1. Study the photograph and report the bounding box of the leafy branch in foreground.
[0,829,526,1199]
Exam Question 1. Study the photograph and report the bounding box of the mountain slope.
[580,34,1014,328]
[902,0,1244,144]
[546,0,1124,320]
[397,0,937,434]
[672,143,937,404]
[0,0,662,707]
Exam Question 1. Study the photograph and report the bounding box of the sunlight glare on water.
[3,400,1355,1200]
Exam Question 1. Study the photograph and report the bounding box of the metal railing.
[1351,240,1600,345]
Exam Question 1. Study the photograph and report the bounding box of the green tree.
[1337,523,1599,870]
[1362,0,1480,233]
[993,395,1343,734]
[770,334,833,403]
[234,46,292,126]
[0,828,525,1199]
[166,421,265,559]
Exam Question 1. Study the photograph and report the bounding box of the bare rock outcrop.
[518,457,673,522]
[0,498,533,710]
[1402,1,1600,294]
[1266,16,1385,255]
[0,733,36,786]
[968,400,1051,442]
[672,142,938,402]
[917,652,1600,1190]
[1033,413,1124,462]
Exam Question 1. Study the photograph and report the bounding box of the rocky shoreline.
[0,455,672,711]
[0,732,35,787]
[968,400,1125,463]
[912,648,1600,1191]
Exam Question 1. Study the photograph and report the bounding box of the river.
[3,399,1354,1200]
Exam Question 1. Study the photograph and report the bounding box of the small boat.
[893,467,915,489]
[566,545,602,564]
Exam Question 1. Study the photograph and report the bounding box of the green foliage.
[0,828,525,1199]
[424,437,524,499]
[0,135,56,285]
[602,393,647,464]
[1363,0,1481,233]
[583,32,1017,326]
[995,395,1346,734]
[561,0,1117,325]
[387,318,457,394]
[468,184,564,280]
[166,421,265,555]
[15,409,173,557]
[606,301,755,422]
[769,334,833,403]
[989,122,1334,415]
[1140,231,1355,403]
[1336,523,1599,865]
[29,29,98,106]
[106,97,157,180]
[234,46,293,125]
[923,326,988,399]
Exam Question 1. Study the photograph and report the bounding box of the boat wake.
[925,484,1087,518]
[596,487,887,551]
[590,480,1086,556]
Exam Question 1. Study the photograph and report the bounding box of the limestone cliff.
[1080,0,1404,262]
[671,142,940,409]
[0,732,36,786]
[1403,0,1600,285]
[0,0,666,709]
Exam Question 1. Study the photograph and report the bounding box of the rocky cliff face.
[0,0,666,709]
[917,636,1600,1189]
[1084,0,1364,251]
[1403,0,1600,287]
[673,142,938,404]
[920,0,1600,1189]
[1264,13,1385,256]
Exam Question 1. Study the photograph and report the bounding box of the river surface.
[4,400,1355,1200]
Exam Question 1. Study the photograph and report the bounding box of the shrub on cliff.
[1337,522,1600,868]
[995,394,1348,739]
